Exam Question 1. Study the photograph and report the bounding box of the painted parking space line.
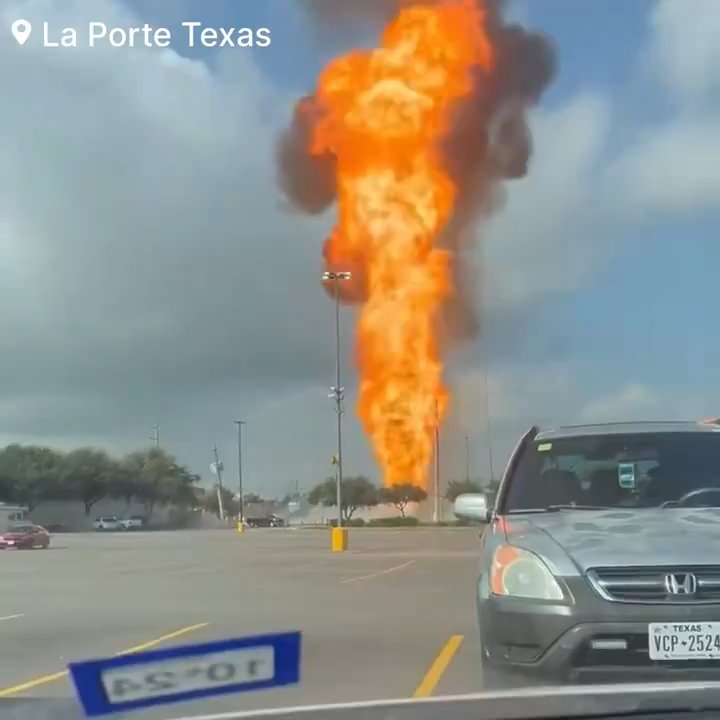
[412,634,464,698]
[0,614,24,622]
[340,559,416,584]
[0,622,209,697]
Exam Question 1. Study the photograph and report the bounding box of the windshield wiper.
[508,504,612,514]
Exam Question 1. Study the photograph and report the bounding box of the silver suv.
[455,420,720,688]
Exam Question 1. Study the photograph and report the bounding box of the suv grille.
[588,566,720,603]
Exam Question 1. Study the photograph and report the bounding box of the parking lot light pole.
[322,270,352,550]
[234,420,246,532]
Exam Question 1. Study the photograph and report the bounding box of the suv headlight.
[490,545,566,601]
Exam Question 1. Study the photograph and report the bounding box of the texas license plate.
[6,541,13,545]
[649,622,720,660]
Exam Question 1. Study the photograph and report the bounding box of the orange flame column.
[311,0,494,489]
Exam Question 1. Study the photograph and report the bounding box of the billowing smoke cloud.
[299,0,397,27]
[277,0,558,343]
[276,97,336,214]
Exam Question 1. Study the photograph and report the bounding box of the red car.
[0,523,50,549]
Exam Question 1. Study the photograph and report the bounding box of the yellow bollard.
[236,520,245,533]
[331,526,348,552]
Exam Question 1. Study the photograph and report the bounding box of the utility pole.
[465,435,471,484]
[483,367,496,483]
[433,399,440,523]
[150,424,159,448]
[234,420,246,522]
[322,270,352,528]
[212,444,225,521]
[478,232,496,486]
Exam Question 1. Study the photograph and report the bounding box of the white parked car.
[119,516,146,530]
[93,516,122,531]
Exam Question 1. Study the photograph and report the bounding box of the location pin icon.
[11,19,32,46]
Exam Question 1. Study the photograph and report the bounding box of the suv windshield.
[503,431,720,512]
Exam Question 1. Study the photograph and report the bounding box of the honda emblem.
[664,573,698,596]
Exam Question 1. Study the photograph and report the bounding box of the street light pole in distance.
[234,420,246,532]
[322,270,352,552]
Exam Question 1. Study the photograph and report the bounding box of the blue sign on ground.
[68,631,302,717]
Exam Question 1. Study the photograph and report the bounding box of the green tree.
[109,459,139,507]
[0,442,201,518]
[0,445,67,511]
[445,479,483,502]
[379,483,427,517]
[62,448,115,515]
[203,485,239,519]
[174,468,202,508]
[308,475,378,520]
[122,448,188,520]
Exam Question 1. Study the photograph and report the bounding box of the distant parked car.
[0,523,50,549]
[246,514,285,528]
[93,516,122,531]
[119,516,146,530]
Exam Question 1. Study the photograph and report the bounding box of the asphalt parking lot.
[0,527,483,718]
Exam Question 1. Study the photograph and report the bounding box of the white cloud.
[609,118,720,215]
[447,371,720,483]
[485,0,720,315]
[0,0,352,489]
[444,362,580,481]
[580,384,661,423]
[608,0,720,217]
[484,92,612,308]
[645,0,720,106]
[451,363,575,429]
[579,382,720,425]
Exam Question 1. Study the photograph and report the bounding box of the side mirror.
[453,493,492,523]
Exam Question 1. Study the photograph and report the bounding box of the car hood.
[1,532,31,539]
[505,508,720,573]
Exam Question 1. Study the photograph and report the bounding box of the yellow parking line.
[0,622,208,697]
[412,634,464,698]
[0,670,69,697]
[116,623,208,656]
